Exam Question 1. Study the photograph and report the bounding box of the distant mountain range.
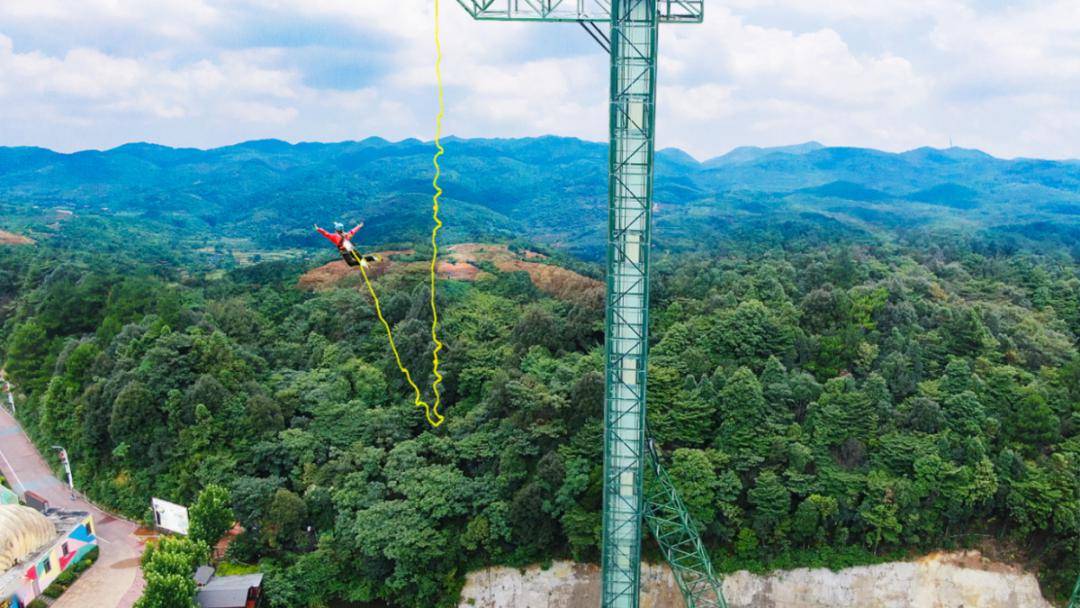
[2,137,1079,260]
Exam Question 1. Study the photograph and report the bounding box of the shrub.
[56,567,77,586]
[43,583,67,599]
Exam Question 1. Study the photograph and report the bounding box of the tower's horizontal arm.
[456,0,703,23]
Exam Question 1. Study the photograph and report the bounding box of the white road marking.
[0,440,25,491]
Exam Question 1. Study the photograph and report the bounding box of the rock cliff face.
[458,551,1052,608]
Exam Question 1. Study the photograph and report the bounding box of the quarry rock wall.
[458,551,1053,608]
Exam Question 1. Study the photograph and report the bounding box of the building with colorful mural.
[0,506,97,608]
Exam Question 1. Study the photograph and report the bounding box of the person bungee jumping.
[315,221,379,267]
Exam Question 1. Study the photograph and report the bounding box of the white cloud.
[0,0,220,42]
[724,0,968,23]
[0,1,1077,159]
[655,8,932,157]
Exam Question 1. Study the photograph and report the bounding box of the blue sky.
[0,0,1077,159]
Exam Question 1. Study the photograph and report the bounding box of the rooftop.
[0,505,53,571]
[0,508,89,597]
[196,573,264,608]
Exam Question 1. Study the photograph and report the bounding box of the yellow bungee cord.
[347,0,447,428]
[427,0,448,425]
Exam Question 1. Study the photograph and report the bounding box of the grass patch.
[215,561,261,576]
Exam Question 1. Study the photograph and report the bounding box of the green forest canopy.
[0,138,1078,607]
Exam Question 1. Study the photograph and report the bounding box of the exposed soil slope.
[446,243,603,305]
[298,243,602,305]
[0,230,33,245]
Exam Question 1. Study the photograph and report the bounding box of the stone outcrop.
[458,551,1052,608]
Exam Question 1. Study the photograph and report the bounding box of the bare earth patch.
[0,230,33,245]
[917,550,1020,575]
[298,250,416,290]
[446,243,602,305]
[298,243,601,305]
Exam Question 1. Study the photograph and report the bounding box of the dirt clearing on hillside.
[0,230,33,245]
[298,243,602,306]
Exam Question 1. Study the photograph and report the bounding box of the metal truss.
[456,1,706,607]
[597,2,660,606]
[455,0,703,23]
[644,440,728,608]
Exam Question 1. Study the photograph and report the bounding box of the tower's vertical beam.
[600,1,658,607]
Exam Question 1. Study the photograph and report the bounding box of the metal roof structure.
[0,505,54,571]
[194,565,216,586]
[196,573,264,608]
[0,508,91,598]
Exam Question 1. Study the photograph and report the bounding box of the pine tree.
[717,367,769,459]
[747,470,791,542]
[940,358,974,397]
[760,356,794,426]
[943,391,986,436]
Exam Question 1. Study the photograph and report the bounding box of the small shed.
[194,565,215,586]
[196,572,263,608]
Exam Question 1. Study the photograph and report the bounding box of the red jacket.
[316,225,361,249]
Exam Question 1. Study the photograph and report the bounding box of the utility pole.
[2,382,13,416]
[52,446,76,501]
[457,3,724,608]
[1,373,15,415]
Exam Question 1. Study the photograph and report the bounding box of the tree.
[711,300,795,369]
[136,536,208,608]
[4,320,50,392]
[351,500,454,608]
[188,484,235,548]
[945,307,992,356]
[1008,392,1060,449]
[859,471,902,553]
[109,380,167,461]
[135,574,198,608]
[807,376,876,450]
[940,358,974,397]
[747,471,790,543]
[759,356,795,426]
[648,367,715,446]
[511,304,562,354]
[943,391,986,436]
[716,367,769,460]
[791,494,838,546]
[9,207,1080,606]
[665,449,721,530]
[263,488,308,550]
[897,395,945,434]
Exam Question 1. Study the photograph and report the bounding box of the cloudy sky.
[0,0,1077,160]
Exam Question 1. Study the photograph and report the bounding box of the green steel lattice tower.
[456,3,724,608]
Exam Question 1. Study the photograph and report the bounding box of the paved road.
[0,406,147,607]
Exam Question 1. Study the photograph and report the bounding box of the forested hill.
[2,137,1080,260]
[0,138,1078,607]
